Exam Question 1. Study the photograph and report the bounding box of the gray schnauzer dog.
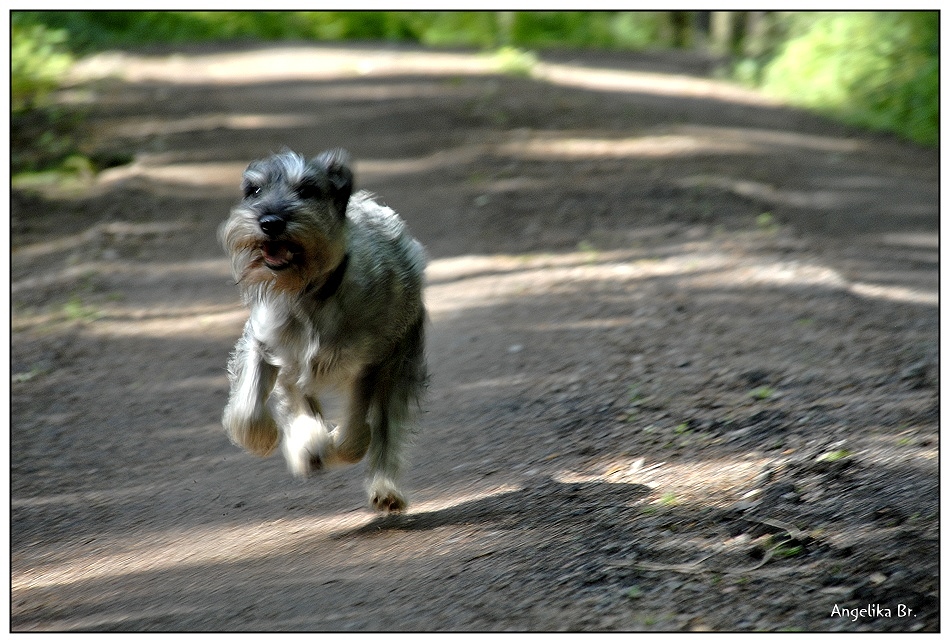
[219,149,427,512]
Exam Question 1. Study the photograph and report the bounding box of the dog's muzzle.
[258,213,287,238]
[261,240,299,270]
[257,213,298,270]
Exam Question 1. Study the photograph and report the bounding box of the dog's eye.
[297,182,322,200]
[243,183,262,198]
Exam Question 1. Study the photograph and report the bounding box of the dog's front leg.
[222,331,280,456]
[280,385,343,477]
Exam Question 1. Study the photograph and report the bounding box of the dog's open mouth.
[261,240,299,270]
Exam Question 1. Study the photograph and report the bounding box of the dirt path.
[11,43,939,632]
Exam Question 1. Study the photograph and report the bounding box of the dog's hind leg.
[364,316,427,513]
[329,377,373,465]
[365,407,408,513]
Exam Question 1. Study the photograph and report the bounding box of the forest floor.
[10,43,939,632]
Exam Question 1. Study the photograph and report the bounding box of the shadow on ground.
[11,44,938,632]
[335,477,651,537]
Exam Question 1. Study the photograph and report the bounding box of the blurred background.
[11,10,939,179]
[9,11,939,632]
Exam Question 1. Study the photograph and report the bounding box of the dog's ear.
[315,149,354,217]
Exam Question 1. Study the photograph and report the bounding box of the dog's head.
[220,149,354,295]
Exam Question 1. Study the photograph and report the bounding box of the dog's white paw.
[223,406,280,457]
[282,415,339,477]
[367,476,407,513]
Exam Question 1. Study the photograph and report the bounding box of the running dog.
[219,149,427,512]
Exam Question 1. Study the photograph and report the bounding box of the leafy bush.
[17,11,677,52]
[413,12,502,47]
[11,15,84,175]
[760,12,938,145]
[15,11,307,49]
[511,11,668,50]
[11,17,73,113]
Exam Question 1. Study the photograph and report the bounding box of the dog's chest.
[250,302,363,385]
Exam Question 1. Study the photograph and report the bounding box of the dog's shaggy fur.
[219,149,427,512]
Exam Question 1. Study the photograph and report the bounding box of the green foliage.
[511,12,666,50]
[15,11,300,49]
[760,12,938,145]
[16,11,680,52]
[10,14,85,175]
[411,11,669,50]
[491,46,539,77]
[415,12,504,48]
[11,16,73,113]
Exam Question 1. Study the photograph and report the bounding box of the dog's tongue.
[262,241,294,267]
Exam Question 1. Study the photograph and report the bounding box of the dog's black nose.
[258,214,286,237]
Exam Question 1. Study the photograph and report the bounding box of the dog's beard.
[223,226,345,299]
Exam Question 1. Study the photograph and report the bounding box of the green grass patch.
[62,296,102,322]
[816,449,851,463]
[490,46,538,76]
[12,365,51,384]
[756,212,778,234]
